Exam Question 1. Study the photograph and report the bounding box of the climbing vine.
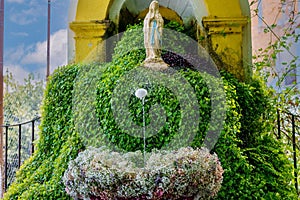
[250,0,299,110]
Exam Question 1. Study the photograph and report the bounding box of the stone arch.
[68,0,252,81]
[108,0,207,32]
[117,5,184,33]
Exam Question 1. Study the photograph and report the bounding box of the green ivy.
[3,64,84,200]
[3,22,297,200]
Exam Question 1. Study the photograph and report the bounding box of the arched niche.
[68,0,252,81]
[117,5,184,33]
[108,0,207,32]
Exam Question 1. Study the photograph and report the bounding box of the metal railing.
[0,110,298,195]
[276,109,300,194]
[1,117,40,191]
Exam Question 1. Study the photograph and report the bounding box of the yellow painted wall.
[202,16,248,80]
[75,0,111,21]
[69,21,110,62]
[204,0,242,17]
[69,0,251,81]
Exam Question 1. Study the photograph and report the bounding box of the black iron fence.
[0,110,299,194]
[1,117,40,191]
[276,109,300,194]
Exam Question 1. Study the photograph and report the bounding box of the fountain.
[134,88,148,168]
[61,1,224,199]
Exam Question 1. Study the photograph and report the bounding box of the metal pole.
[4,125,7,191]
[18,125,21,169]
[0,0,4,195]
[142,97,146,168]
[31,120,34,154]
[46,0,51,80]
[277,109,281,139]
[5,68,8,93]
[292,114,298,194]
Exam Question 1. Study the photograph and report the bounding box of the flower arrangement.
[63,147,223,200]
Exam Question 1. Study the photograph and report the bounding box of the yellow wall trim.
[202,17,248,34]
[69,20,111,62]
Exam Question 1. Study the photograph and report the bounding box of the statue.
[143,0,168,70]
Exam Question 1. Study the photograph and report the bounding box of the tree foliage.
[250,0,300,195]
[250,0,299,111]
[4,72,44,123]
[3,72,44,186]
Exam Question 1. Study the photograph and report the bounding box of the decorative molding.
[202,17,248,34]
[69,20,111,38]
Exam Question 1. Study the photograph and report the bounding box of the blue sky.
[4,0,70,81]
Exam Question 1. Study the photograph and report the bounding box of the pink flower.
[154,187,164,198]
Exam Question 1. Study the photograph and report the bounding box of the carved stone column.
[202,17,250,81]
[69,20,111,63]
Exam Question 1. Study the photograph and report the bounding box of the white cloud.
[5,29,68,83]
[21,41,46,64]
[5,44,25,64]
[4,64,30,84]
[9,1,44,25]
[21,29,68,71]
[9,8,38,25]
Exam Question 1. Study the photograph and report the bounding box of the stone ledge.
[143,58,169,71]
[202,17,248,34]
[69,20,111,38]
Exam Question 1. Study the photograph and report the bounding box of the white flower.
[135,88,148,99]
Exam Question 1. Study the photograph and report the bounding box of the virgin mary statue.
[143,1,164,63]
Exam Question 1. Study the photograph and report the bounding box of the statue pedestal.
[143,58,169,71]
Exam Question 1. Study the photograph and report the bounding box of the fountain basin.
[63,147,223,200]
